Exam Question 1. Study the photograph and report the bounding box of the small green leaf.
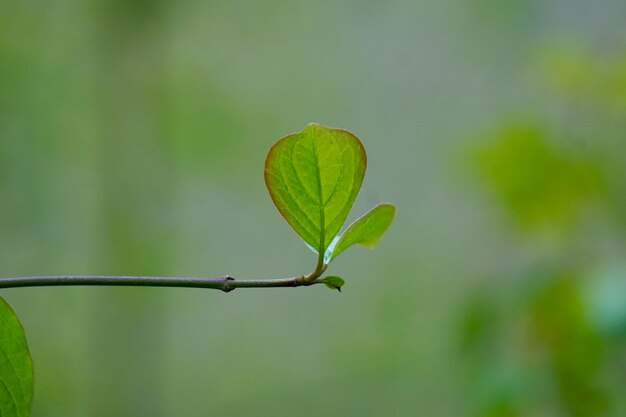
[328,203,396,261]
[264,123,367,254]
[320,276,345,291]
[0,297,33,417]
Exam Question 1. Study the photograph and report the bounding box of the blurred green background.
[1,1,626,416]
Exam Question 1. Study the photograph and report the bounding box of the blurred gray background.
[1,0,625,416]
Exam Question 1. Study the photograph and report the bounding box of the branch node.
[221,275,236,293]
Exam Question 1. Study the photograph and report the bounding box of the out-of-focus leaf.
[537,43,596,94]
[472,125,603,230]
[327,203,395,261]
[264,123,366,254]
[0,297,33,417]
[320,276,345,292]
[530,276,607,416]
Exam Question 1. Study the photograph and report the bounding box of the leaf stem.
[0,275,324,293]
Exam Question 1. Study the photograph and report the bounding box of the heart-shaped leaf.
[0,297,33,417]
[264,123,367,254]
[327,203,396,261]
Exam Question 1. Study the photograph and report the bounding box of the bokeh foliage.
[460,42,626,417]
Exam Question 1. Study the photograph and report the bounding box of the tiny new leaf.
[0,297,33,417]
[264,123,366,254]
[328,203,396,261]
[320,276,345,291]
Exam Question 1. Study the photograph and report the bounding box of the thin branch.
[0,275,323,293]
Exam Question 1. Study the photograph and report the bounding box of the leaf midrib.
[310,128,326,256]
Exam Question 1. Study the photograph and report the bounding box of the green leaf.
[264,123,367,254]
[0,297,33,417]
[320,276,345,292]
[471,124,602,230]
[328,203,396,261]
